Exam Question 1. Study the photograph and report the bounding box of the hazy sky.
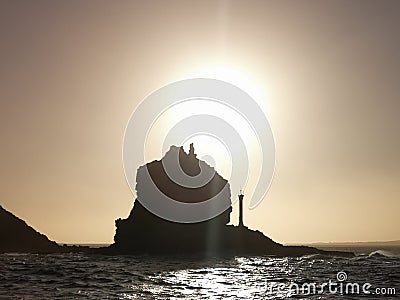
[1,1,399,244]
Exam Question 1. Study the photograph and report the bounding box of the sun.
[144,99,257,181]
[143,69,266,198]
[182,64,267,111]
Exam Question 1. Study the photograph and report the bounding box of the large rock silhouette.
[112,145,232,253]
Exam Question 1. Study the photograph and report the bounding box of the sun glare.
[144,66,266,198]
[182,64,268,111]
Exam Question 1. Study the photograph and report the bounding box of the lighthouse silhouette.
[238,192,244,227]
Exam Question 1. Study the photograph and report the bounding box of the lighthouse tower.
[238,192,244,227]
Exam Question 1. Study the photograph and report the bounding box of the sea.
[0,247,399,299]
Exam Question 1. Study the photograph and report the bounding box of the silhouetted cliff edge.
[108,145,353,257]
[0,205,60,253]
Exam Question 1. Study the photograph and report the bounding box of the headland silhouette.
[0,205,59,253]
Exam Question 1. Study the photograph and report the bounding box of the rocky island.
[107,144,353,257]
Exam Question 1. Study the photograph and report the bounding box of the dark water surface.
[0,251,399,299]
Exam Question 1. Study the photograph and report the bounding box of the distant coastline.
[289,241,400,256]
[300,240,400,247]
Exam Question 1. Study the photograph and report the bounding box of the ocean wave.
[368,249,400,258]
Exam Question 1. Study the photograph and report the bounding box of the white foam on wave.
[368,250,400,258]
